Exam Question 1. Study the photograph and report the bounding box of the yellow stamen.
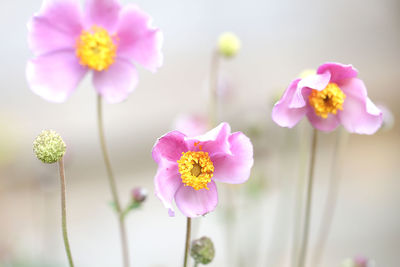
[76,26,117,71]
[177,151,214,190]
[308,83,346,119]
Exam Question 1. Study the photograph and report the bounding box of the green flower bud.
[217,32,241,58]
[33,130,66,164]
[190,236,215,265]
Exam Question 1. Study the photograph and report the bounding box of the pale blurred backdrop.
[0,0,399,266]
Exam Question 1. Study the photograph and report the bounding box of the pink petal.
[187,122,231,156]
[84,0,121,31]
[338,78,382,134]
[116,4,163,72]
[92,59,138,103]
[272,79,307,128]
[212,132,254,184]
[28,0,83,55]
[306,107,340,132]
[26,50,87,103]
[152,131,188,164]
[174,181,218,217]
[317,62,358,85]
[154,161,182,217]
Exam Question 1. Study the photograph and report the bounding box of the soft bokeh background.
[0,0,399,266]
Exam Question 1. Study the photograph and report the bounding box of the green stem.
[312,129,348,266]
[208,50,220,128]
[97,95,130,267]
[183,217,192,267]
[58,158,74,267]
[297,128,318,267]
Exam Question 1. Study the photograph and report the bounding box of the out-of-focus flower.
[272,62,382,134]
[27,0,163,103]
[218,32,241,58]
[131,187,148,203]
[377,104,394,132]
[341,256,375,267]
[173,114,208,137]
[152,122,253,217]
[33,130,66,163]
[190,236,215,265]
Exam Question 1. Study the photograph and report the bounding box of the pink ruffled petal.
[187,122,231,156]
[28,0,83,55]
[212,132,253,184]
[272,79,307,128]
[174,181,218,218]
[338,78,382,134]
[317,62,358,85]
[116,4,163,72]
[154,162,181,217]
[84,0,121,31]
[92,59,138,103]
[306,107,340,132]
[152,131,188,164]
[26,50,87,103]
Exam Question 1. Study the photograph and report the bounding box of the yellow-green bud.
[190,236,215,265]
[33,130,66,164]
[217,32,241,58]
[298,69,316,79]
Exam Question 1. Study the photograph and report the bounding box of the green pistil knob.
[33,130,66,164]
[190,236,215,265]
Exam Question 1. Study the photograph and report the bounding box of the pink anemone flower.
[27,0,163,103]
[272,62,382,134]
[152,122,253,217]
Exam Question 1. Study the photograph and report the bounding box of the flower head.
[152,123,253,217]
[33,130,66,163]
[173,114,208,137]
[218,32,241,58]
[27,0,163,103]
[272,62,383,134]
[190,236,215,265]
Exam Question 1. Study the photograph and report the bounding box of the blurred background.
[0,0,399,266]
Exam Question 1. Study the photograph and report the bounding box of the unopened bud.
[131,187,148,203]
[190,236,215,265]
[341,257,374,267]
[217,32,241,58]
[33,130,66,164]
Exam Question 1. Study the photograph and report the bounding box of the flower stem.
[97,95,130,267]
[312,129,348,266]
[183,217,192,267]
[297,128,318,267]
[58,157,74,267]
[208,49,220,128]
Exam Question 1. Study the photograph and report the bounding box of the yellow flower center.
[177,150,214,191]
[76,26,117,71]
[308,83,346,119]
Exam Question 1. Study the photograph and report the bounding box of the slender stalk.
[208,50,220,128]
[290,122,309,267]
[297,128,318,267]
[97,95,130,267]
[58,158,74,267]
[312,129,348,266]
[183,217,192,267]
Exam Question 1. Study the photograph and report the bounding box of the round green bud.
[217,32,241,58]
[190,236,215,265]
[33,130,66,164]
